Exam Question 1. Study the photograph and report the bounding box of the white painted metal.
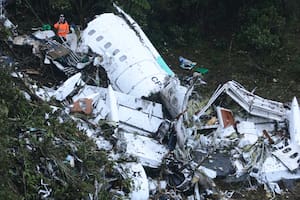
[81,13,171,97]
[54,72,83,101]
[272,143,300,171]
[106,85,119,126]
[113,3,174,77]
[32,30,55,40]
[160,77,189,118]
[288,97,300,146]
[117,162,149,200]
[250,156,300,183]
[195,80,286,121]
[71,85,164,134]
[122,132,169,168]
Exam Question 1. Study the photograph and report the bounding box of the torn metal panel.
[77,85,163,118]
[272,143,300,171]
[195,80,287,121]
[71,85,164,134]
[54,72,84,101]
[160,77,190,119]
[119,132,169,168]
[250,155,300,183]
[12,35,42,55]
[117,162,149,200]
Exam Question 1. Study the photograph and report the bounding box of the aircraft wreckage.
[2,2,300,199]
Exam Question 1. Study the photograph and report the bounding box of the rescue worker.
[54,14,69,40]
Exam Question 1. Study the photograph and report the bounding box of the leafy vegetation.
[2,0,300,198]
[237,3,285,51]
[0,69,115,199]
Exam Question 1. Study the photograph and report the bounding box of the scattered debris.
[2,2,300,199]
[179,56,197,70]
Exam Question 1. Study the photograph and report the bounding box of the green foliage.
[237,5,285,51]
[49,0,72,11]
[0,69,113,199]
[0,25,13,40]
[130,0,151,10]
[168,25,187,46]
[117,0,151,27]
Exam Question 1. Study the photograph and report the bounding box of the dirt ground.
[163,44,300,103]
[161,44,300,199]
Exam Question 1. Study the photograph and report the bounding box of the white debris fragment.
[35,86,56,101]
[95,137,113,151]
[232,159,246,177]
[65,155,75,167]
[237,121,259,148]
[71,85,164,135]
[198,166,217,179]
[160,77,189,118]
[10,71,23,78]
[117,162,149,200]
[272,142,300,171]
[32,30,55,40]
[216,125,236,138]
[106,85,119,126]
[288,97,300,146]
[194,80,287,121]
[250,155,300,183]
[120,132,169,168]
[22,91,31,101]
[54,72,84,101]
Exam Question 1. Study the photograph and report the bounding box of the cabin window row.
[88,29,127,62]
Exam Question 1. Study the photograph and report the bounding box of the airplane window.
[112,49,120,56]
[119,55,127,62]
[88,29,96,35]
[96,36,103,41]
[104,42,112,49]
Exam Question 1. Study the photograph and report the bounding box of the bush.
[237,5,285,51]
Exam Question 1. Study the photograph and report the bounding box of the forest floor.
[160,30,300,199]
[163,37,300,104]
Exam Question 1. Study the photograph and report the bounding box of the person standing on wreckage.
[54,14,70,42]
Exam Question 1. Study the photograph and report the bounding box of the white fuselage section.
[81,13,173,97]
